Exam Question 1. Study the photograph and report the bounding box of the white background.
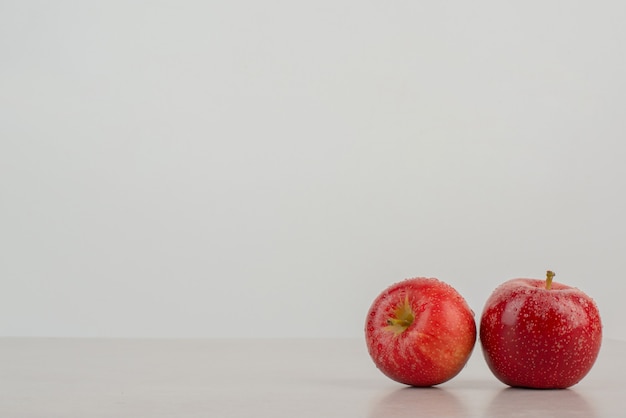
[1,1,625,340]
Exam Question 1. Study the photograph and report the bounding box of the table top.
[1,337,624,417]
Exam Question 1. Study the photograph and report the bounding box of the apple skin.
[480,277,602,389]
[365,278,476,386]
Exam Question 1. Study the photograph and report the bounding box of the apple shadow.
[368,386,468,418]
[485,387,597,418]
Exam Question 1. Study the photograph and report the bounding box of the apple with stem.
[365,278,476,386]
[480,271,602,389]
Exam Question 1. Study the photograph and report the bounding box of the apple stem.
[387,318,412,327]
[545,270,555,290]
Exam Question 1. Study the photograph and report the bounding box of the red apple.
[480,271,602,389]
[365,278,477,386]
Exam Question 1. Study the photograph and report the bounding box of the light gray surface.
[1,338,623,417]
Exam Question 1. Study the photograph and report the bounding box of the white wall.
[1,1,625,340]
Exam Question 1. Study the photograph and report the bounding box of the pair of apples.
[365,271,602,389]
